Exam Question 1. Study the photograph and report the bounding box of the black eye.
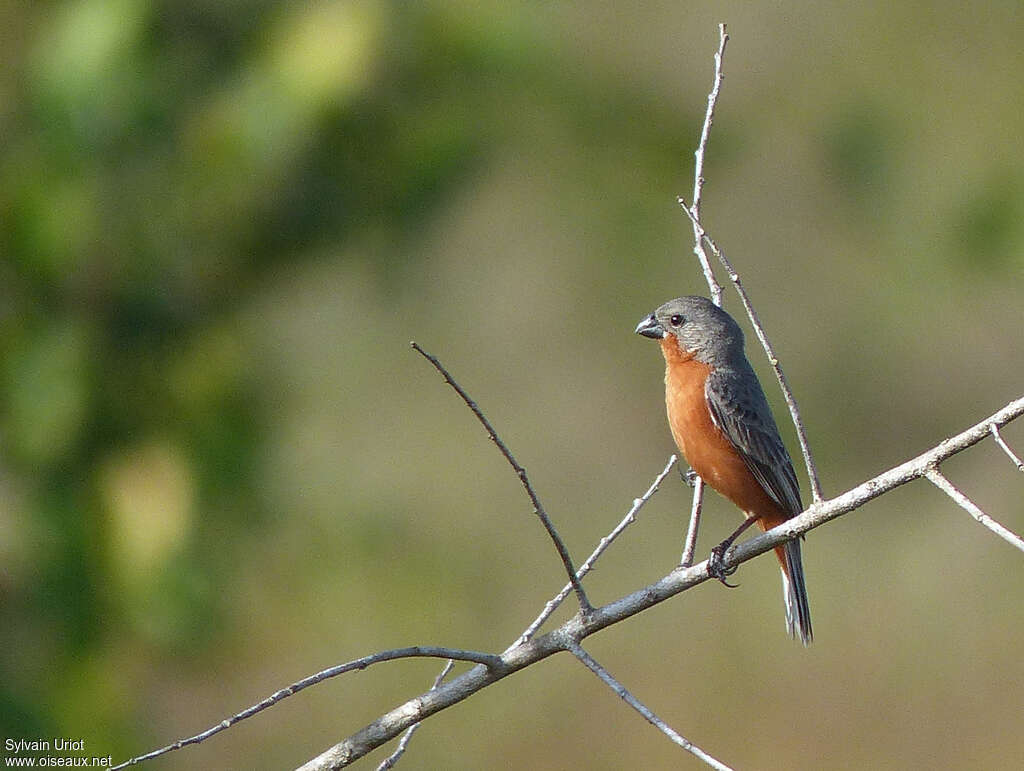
[669,314,684,327]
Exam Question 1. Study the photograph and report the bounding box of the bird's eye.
[669,314,684,327]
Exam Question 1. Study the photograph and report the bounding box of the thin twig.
[376,660,455,771]
[674,201,824,504]
[410,342,592,614]
[924,467,1024,553]
[109,648,501,771]
[680,22,730,566]
[680,475,705,567]
[512,454,678,647]
[690,22,728,308]
[991,423,1024,471]
[566,640,734,771]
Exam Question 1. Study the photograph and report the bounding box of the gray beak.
[635,313,664,339]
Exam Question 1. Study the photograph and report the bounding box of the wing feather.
[704,367,802,515]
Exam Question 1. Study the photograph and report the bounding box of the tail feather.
[777,540,813,645]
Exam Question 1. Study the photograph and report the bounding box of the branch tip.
[411,343,591,613]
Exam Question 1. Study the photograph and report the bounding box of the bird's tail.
[775,540,813,645]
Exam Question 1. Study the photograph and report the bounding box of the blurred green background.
[2,1,1022,769]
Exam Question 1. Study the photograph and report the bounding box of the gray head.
[634,296,745,366]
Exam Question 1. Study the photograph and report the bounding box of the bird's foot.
[679,467,699,487]
[707,543,739,588]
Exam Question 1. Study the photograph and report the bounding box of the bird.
[635,296,812,645]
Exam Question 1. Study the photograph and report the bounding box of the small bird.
[635,296,812,644]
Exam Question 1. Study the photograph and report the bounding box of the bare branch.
[513,454,678,646]
[925,467,1024,553]
[295,396,1024,769]
[991,423,1024,472]
[110,648,501,771]
[680,475,705,567]
[410,341,592,614]
[674,200,824,504]
[690,22,728,307]
[566,640,734,771]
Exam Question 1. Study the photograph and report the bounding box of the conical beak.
[634,313,664,339]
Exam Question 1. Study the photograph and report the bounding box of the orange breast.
[659,336,785,523]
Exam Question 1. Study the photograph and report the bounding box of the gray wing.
[704,367,803,515]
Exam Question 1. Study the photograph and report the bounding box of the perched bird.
[635,296,812,644]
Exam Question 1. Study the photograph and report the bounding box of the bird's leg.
[678,467,699,487]
[707,516,759,587]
